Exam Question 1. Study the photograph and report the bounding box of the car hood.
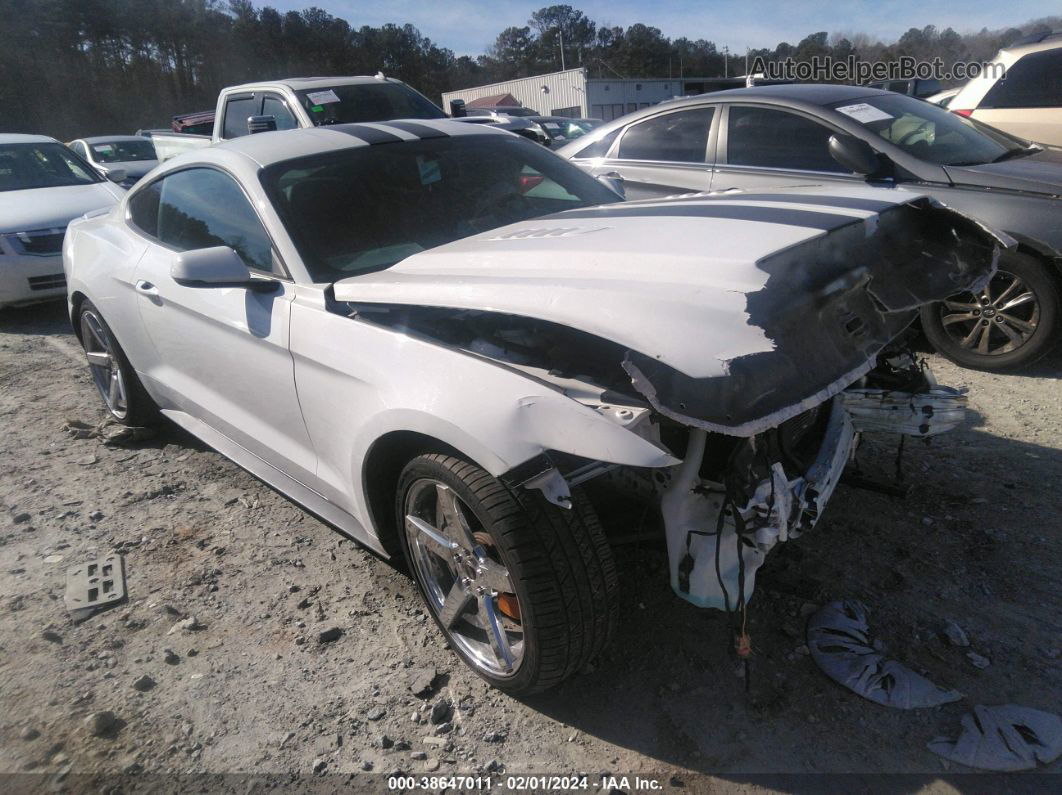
[333,187,1006,435]
[944,147,1062,196]
[98,160,159,178]
[0,182,122,234]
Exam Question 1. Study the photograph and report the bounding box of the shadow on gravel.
[0,299,70,336]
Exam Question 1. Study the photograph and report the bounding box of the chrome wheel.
[403,479,523,678]
[938,270,1039,356]
[80,309,128,419]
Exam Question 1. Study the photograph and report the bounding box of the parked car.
[529,116,602,145]
[144,75,525,160]
[948,31,1062,146]
[926,87,961,108]
[171,110,214,135]
[67,135,159,187]
[866,78,943,99]
[65,119,1001,692]
[558,84,1062,369]
[0,134,123,309]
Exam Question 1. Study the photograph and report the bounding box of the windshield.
[827,94,1029,166]
[261,134,621,282]
[90,140,157,163]
[295,82,447,126]
[0,142,101,192]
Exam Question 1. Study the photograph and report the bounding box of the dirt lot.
[0,301,1059,791]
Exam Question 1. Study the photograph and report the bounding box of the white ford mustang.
[64,119,1004,693]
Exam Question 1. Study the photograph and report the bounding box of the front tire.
[396,453,618,694]
[921,251,1059,370]
[78,300,159,426]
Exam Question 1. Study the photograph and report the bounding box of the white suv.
[950,32,1062,146]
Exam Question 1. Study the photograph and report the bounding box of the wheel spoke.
[85,351,111,368]
[438,580,474,629]
[405,514,458,559]
[999,313,1036,333]
[435,484,475,551]
[959,322,983,349]
[976,322,993,354]
[478,594,515,671]
[107,371,121,407]
[990,277,1022,308]
[943,298,979,311]
[998,291,1035,312]
[994,320,1024,345]
[476,558,513,593]
[941,311,977,327]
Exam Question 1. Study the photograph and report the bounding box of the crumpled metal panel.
[841,386,967,437]
[928,704,1062,771]
[806,600,962,709]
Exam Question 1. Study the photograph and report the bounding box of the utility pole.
[723,45,729,78]
[559,28,566,71]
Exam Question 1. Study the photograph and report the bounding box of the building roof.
[0,133,56,145]
[466,93,522,108]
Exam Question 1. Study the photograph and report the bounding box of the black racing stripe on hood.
[554,203,864,231]
[379,121,450,139]
[709,194,898,213]
[331,124,404,144]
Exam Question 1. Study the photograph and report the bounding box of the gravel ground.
[1,301,1060,791]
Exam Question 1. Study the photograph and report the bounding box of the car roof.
[81,135,151,144]
[695,83,884,104]
[1002,30,1062,55]
[225,75,401,92]
[0,133,57,145]
[210,118,511,167]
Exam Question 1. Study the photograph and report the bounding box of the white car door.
[127,167,317,481]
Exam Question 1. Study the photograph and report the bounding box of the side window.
[262,95,299,131]
[156,168,276,273]
[887,80,910,94]
[222,94,259,139]
[726,106,849,173]
[981,49,1062,109]
[616,107,715,163]
[128,181,162,237]
[574,128,620,158]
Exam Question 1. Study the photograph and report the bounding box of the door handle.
[134,280,159,297]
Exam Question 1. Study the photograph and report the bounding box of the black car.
[558,84,1062,370]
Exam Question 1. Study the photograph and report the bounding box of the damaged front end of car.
[334,190,1009,611]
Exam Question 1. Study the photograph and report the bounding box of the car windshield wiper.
[991,146,1038,163]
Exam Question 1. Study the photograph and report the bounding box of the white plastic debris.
[806,600,962,709]
[928,704,1062,771]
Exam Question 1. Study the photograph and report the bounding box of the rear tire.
[396,453,618,694]
[921,251,1059,370]
[78,300,159,426]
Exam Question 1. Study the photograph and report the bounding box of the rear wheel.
[396,453,617,694]
[78,300,159,426]
[921,251,1059,370]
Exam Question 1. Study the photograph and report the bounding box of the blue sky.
[265,1,1058,55]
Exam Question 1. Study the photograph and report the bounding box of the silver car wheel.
[939,270,1040,356]
[403,478,524,678]
[80,309,128,420]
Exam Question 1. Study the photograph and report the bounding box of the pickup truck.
[143,75,451,161]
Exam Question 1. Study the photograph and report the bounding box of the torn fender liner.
[928,704,1062,771]
[806,601,962,709]
[842,386,967,437]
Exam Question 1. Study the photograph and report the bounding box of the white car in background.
[949,32,1062,145]
[0,134,124,308]
[64,120,1002,694]
[67,135,160,187]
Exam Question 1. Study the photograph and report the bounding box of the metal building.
[442,68,742,122]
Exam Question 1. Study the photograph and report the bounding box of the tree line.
[0,0,1057,140]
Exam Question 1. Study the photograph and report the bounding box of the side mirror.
[247,115,277,135]
[828,134,880,176]
[449,98,467,118]
[171,246,273,291]
[105,168,128,184]
[597,171,626,199]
